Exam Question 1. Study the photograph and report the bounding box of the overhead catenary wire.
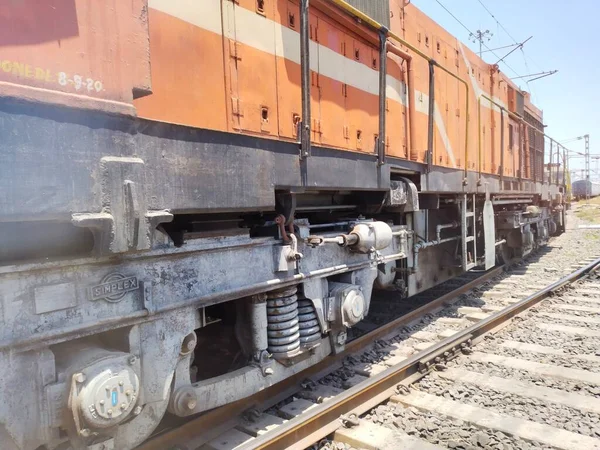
[476,0,520,44]
[433,0,523,78]
[475,0,547,84]
[495,36,532,66]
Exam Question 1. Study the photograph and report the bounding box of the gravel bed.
[456,358,600,397]
[537,306,600,318]
[495,324,600,355]
[367,402,556,450]
[476,340,600,373]
[543,295,600,308]
[319,366,359,389]
[526,306,600,330]
[400,317,464,336]
[334,219,600,450]
[416,374,600,438]
[315,441,354,450]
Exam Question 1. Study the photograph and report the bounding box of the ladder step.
[465,212,475,217]
[465,236,475,243]
[465,263,477,270]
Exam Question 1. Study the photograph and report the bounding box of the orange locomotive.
[0,1,566,449]
[136,0,535,178]
[0,0,552,180]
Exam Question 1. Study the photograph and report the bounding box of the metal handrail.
[480,93,567,188]
[300,0,470,179]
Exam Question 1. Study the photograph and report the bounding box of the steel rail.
[137,267,503,450]
[243,257,600,450]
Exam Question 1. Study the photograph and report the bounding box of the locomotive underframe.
[0,101,565,450]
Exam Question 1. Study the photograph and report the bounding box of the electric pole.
[470,29,493,58]
[585,134,590,199]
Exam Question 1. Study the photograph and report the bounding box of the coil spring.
[298,297,321,346]
[266,286,300,355]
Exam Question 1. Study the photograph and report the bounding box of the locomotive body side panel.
[133,1,228,131]
[0,0,151,113]
[135,0,416,159]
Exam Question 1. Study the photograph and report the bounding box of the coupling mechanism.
[306,221,393,254]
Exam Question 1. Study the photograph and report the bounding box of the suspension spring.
[297,296,321,346]
[266,286,300,355]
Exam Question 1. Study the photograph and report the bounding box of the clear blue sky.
[412,0,598,175]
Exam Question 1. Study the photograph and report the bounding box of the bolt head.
[133,406,143,415]
[119,380,124,386]
[107,409,113,416]
[74,373,86,384]
[79,428,91,437]
[99,400,105,406]
[120,403,127,410]
[186,398,197,410]
[264,367,274,376]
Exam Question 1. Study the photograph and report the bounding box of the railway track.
[138,263,501,450]
[226,253,600,450]
[325,258,600,450]
[135,237,600,450]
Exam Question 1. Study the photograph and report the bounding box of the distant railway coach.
[572,180,600,200]
[0,1,567,449]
